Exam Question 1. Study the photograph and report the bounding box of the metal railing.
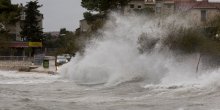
[0,56,32,61]
[0,55,55,66]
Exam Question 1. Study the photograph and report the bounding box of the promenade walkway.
[0,56,57,74]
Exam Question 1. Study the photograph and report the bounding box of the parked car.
[56,55,68,66]
[62,54,71,61]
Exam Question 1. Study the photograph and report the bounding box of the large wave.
[59,13,220,88]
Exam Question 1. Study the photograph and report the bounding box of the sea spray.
[60,13,217,87]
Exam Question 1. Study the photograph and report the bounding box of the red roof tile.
[175,0,220,12]
[193,1,220,9]
[213,3,220,9]
[175,1,197,11]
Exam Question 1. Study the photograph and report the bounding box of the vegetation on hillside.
[81,0,130,13]
[0,31,10,48]
[43,28,84,56]
[163,27,220,56]
[210,15,220,38]
[0,0,20,25]
[0,0,20,54]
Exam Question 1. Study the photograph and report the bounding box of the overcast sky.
[11,0,220,32]
[11,0,86,32]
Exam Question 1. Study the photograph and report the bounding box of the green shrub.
[163,27,220,56]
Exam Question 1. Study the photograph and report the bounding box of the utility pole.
[196,53,201,73]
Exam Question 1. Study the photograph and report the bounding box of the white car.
[56,55,68,66]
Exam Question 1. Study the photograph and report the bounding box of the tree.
[0,31,10,47]
[59,28,67,36]
[57,28,71,47]
[81,0,130,13]
[0,0,20,55]
[0,28,12,55]
[0,0,20,25]
[20,0,43,42]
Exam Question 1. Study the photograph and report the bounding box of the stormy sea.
[1,13,220,110]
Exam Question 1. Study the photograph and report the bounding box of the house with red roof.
[126,0,220,26]
[179,0,220,26]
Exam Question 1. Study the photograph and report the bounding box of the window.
[201,10,207,22]
[130,4,134,8]
[138,5,142,9]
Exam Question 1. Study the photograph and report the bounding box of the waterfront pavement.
[0,56,58,74]
[31,58,58,74]
[0,61,32,70]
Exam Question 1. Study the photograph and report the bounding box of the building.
[145,0,176,15]
[79,19,92,33]
[78,0,220,34]
[178,0,220,26]
[125,0,176,15]
[124,0,146,14]
[5,5,44,56]
[78,17,105,34]
[125,0,220,26]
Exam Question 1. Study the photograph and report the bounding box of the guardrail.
[0,56,32,61]
[0,56,56,65]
